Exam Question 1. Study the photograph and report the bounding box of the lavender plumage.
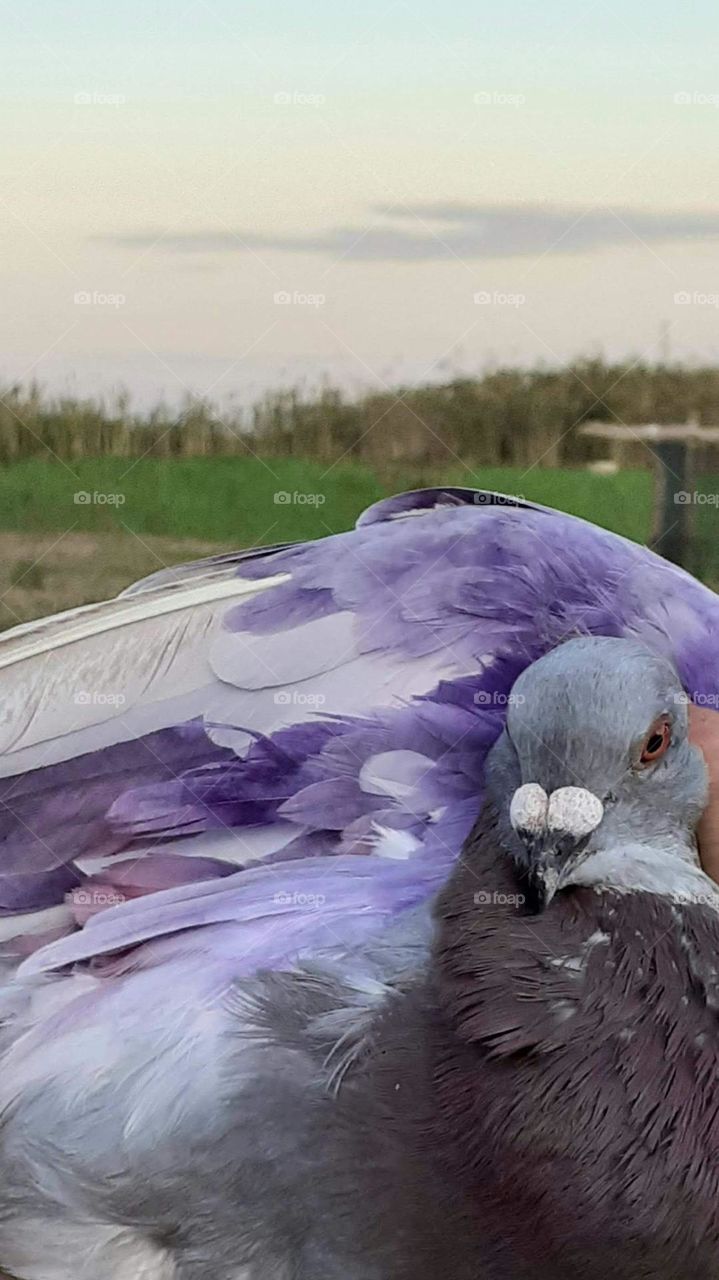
[2,487,718,953]
[0,487,719,1279]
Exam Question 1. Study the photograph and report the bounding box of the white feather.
[0,573,285,775]
[371,824,421,860]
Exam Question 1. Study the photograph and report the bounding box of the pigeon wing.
[2,487,717,978]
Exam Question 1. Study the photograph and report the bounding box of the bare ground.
[0,531,235,632]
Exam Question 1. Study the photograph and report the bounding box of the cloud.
[98,204,719,262]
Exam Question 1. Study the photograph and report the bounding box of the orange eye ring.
[639,718,671,767]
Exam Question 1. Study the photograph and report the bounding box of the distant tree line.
[3,360,719,471]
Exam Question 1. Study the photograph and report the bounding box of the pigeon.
[0,488,718,1278]
[1,634,718,1279]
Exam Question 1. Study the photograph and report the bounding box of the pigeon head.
[486,635,709,912]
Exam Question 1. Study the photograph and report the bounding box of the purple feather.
[1,485,717,979]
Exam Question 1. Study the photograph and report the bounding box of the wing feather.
[2,486,718,974]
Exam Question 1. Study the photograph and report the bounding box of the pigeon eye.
[638,719,671,767]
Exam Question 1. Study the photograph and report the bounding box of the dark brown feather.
[351,803,719,1278]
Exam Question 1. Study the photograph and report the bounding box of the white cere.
[509,783,549,834]
[547,787,604,839]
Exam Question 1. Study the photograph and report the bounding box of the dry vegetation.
[0,531,233,631]
[1,359,718,631]
[3,359,719,471]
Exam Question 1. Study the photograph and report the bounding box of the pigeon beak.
[509,784,605,913]
[523,832,584,912]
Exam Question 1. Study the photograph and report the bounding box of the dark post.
[580,420,717,572]
[650,438,693,567]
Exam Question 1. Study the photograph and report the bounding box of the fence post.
[649,437,693,566]
[579,419,719,572]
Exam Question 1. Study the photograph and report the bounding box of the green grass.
[0,457,384,544]
[392,466,655,544]
[0,457,657,547]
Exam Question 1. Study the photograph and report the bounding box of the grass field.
[0,531,230,632]
[0,457,655,542]
[0,457,714,630]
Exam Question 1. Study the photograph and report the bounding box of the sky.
[2,0,719,407]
